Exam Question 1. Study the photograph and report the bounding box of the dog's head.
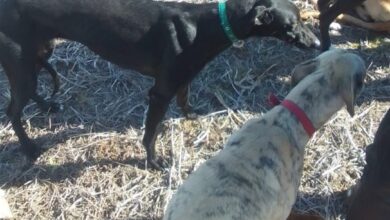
[248,0,320,48]
[291,49,366,116]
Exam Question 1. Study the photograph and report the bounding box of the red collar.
[268,93,316,137]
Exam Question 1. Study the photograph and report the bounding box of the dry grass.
[0,0,389,219]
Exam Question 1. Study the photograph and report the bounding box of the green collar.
[218,0,244,47]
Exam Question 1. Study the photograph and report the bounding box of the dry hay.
[0,0,389,219]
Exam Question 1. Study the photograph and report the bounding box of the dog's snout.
[305,31,321,49]
[304,36,321,49]
[294,23,320,49]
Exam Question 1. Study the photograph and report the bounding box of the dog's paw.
[20,141,44,161]
[37,99,63,114]
[147,157,169,172]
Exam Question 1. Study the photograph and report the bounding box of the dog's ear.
[332,57,365,117]
[251,6,274,25]
[339,75,356,116]
[291,58,318,86]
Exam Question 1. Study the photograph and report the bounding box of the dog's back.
[13,0,210,75]
[316,0,390,21]
[358,0,390,22]
[314,0,390,50]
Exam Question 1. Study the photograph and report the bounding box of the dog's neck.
[222,0,259,39]
[283,73,345,148]
[176,0,263,67]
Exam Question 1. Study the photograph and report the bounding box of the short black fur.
[0,0,319,170]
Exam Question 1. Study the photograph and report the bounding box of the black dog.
[0,0,319,170]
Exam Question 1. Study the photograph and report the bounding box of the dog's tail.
[40,59,60,97]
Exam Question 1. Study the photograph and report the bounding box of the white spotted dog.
[163,49,366,220]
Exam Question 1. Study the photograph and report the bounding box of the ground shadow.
[0,29,389,185]
[0,156,148,188]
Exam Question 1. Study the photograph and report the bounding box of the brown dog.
[345,109,390,220]
[301,0,390,50]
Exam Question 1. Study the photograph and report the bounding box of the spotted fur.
[164,49,366,220]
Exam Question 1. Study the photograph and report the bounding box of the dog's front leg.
[142,82,177,171]
[142,18,199,170]
[319,6,341,51]
[4,63,41,160]
[318,0,363,51]
[31,93,62,113]
[2,46,42,159]
[7,105,41,159]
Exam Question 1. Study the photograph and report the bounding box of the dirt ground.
[0,0,389,219]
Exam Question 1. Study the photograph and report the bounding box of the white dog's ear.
[339,75,356,116]
[291,58,318,86]
[332,58,365,117]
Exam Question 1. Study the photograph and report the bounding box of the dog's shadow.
[293,189,350,219]
[0,155,148,188]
